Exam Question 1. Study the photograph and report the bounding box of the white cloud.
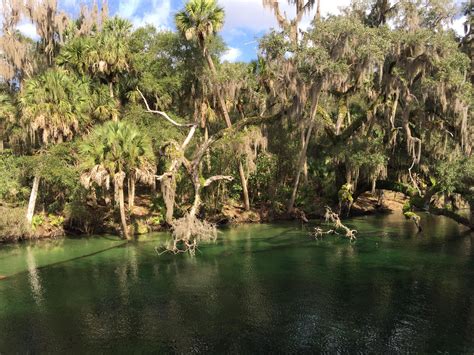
[116,0,172,29]
[16,21,39,41]
[132,0,171,29]
[118,0,142,18]
[221,47,242,62]
[218,0,351,33]
[452,16,466,36]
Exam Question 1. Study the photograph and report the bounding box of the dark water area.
[1,212,473,353]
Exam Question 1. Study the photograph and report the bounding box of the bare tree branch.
[138,88,195,128]
[203,175,234,187]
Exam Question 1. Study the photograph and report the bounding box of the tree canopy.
[0,0,472,242]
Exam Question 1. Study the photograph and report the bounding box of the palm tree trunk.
[108,81,114,99]
[115,172,129,240]
[128,175,135,209]
[26,175,40,223]
[204,50,251,211]
[109,81,119,122]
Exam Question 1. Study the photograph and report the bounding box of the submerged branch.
[311,207,357,241]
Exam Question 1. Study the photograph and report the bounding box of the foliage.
[0,0,473,241]
[0,151,28,202]
[31,214,45,230]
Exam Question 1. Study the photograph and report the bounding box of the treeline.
[0,0,472,241]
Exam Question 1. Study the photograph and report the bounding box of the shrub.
[0,207,30,242]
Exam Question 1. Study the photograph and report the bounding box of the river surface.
[0,212,473,353]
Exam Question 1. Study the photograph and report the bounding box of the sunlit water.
[0,212,473,353]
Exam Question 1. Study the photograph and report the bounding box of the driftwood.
[311,206,357,241]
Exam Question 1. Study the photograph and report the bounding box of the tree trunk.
[204,49,251,211]
[26,175,40,223]
[315,0,321,22]
[115,172,129,240]
[287,84,322,213]
[109,81,119,122]
[189,182,201,219]
[109,81,114,99]
[301,129,308,185]
[470,200,474,226]
[204,52,232,128]
[239,161,250,211]
[128,175,136,209]
[161,175,176,224]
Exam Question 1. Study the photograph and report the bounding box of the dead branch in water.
[310,206,357,241]
[157,214,217,256]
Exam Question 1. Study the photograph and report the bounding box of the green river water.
[0,212,473,353]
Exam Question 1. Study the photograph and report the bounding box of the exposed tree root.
[157,214,217,256]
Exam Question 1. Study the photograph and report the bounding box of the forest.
[0,0,472,248]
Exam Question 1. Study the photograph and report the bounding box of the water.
[0,212,473,353]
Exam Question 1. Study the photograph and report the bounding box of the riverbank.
[1,190,470,244]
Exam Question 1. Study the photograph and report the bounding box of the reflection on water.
[0,212,473,353]
[26,246,43,307]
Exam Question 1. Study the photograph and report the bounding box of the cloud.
[16,21,40,41]
[117,0,142,18]
[218,0,351,33]
[221,47,242,62]
[132,0,171,29]
[452,16,466,36]
[115,0,172,29]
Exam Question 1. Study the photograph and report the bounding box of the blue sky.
[13,0,468,62]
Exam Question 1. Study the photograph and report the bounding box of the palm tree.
[80,121,155,240]
[176,0,251,210]
[58,17,132,107]
[175,0,231,127]
[20,68,91,223]
[89,17,132,101]
[56,36,93,76]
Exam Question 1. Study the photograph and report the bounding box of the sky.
[11,0,468,63]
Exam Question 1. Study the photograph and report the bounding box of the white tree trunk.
[116,172,129,240]
[26,175,40,223]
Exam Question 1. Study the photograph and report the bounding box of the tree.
[0,92,17,151]
[175,0,230,126]
[90,17,132,101]
[80,121,155,239]
[262,0,321,43]
[20,68,91,223]
[176,0,252,211]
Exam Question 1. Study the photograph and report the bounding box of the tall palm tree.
[89,17,132,101]
[176,0,251,210]
[80,121,155,240]
[175,0,231,127]
[20,68,91,223]
[58,17,132,108]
